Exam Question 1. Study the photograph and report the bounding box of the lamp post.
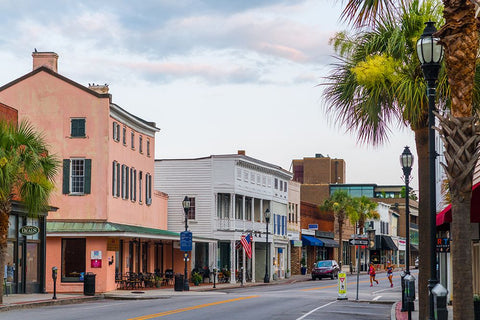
[264,208,271,283]
[416,21,444,320]
[182,196,191,291]
[400,146,414,316]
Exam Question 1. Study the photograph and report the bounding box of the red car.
[311,260,340,280]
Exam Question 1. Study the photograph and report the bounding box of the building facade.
[155,151,292,283]
[0,51,180,294]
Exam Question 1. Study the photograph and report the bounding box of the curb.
[0,296,101,312]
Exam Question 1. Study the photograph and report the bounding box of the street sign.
[180,231,193,251]
[349,239,369,246]
[337,272,347,300]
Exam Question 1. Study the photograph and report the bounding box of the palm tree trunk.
[0,201,12,304]
[435,113,480,319]
[414,126,431,320]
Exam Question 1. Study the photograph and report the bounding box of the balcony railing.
[216,218,267,233]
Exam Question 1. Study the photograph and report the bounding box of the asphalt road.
[0,272,411,320]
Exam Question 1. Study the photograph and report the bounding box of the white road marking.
[372,296,382,301]
[372,288,392,294]
[295,300,337,320]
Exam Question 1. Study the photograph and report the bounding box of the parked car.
[311,260,340,280]
[415,257,419,269]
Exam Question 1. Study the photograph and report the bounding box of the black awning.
[318,237,339,248]
[381,235,398,251]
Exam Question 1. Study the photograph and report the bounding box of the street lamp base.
[264,274,270,283]
[184,280,190,291]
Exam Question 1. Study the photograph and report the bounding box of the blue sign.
[308,224,318,230]
[180,231,193,251]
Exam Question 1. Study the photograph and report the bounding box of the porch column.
[260,199,263,223]
[252,240,256,283]
[242,195,246,222]
[230,240,236,283]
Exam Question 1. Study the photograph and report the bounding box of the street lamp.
[182,196,191,291]
[417,21,444,320]
[264,208,271,283]
[400,146,414,315]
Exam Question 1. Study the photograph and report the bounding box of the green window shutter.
[112,161,115,195]
[71,119,86,137]
[84,159,91,194]
[62,159,70,194]
[125,166,129,200]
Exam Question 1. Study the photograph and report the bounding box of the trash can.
[174,274,184,292]
[84,272,96,296]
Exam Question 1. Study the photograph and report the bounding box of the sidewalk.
[392,296,453,319]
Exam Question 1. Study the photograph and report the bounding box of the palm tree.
[349,196,380,234]
[320,190,354,268]
[339,0,480,318]
[324,1,445,317]
[0,120,58,303]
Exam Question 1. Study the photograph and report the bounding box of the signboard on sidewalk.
[337,272,347,300]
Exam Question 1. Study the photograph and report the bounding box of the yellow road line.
[128,295,259,320]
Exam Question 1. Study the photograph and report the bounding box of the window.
[145,173,152,205]
[112,122,120,141]
[139,171,143,203]
[139,136,143,154]
[112,161,118,196]
[61,238,86,282]
[262,176,266,186]
[256,174,261,185]
[274,178,278,189]
[121,165,130,200]
[146,139,150,156]
[250,172,255,184]
[131,131,135,149]
[284,181,287,192]
[279,180,283,191]
[130,168,136,201]
[122,127,127,145]
[217,193,230,218]
[236,168,242,180]
[243,171,249,182]
[185,196,196,219]
[62,159,91,195]
[70,118,86,137]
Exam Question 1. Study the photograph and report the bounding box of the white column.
[252,241,256,283]
[242,247,246,285]
[242,195,245,221]
[251,197,255,223]
[260,199,263,224]
[230,240,236,283]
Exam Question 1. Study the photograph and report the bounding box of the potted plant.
[192,272,202,286]
[154,275,163,288]
[286,269,291,278]
[301,258,307,275]
[474,294,480,320]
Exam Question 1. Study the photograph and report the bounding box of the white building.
[154,151,292,283]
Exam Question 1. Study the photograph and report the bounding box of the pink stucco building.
[0,51,187,294]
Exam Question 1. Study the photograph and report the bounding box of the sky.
[0,0,418,190]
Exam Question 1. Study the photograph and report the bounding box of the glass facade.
[330,185,375,198]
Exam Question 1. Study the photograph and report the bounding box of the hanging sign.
[337,272,348,300]
[20,225,39,236]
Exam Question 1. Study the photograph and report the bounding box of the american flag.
[240,233,253,259]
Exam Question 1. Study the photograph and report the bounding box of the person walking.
[386,261,393,287]
[369,262,378,286]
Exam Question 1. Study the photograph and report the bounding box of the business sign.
[20,225,39,236]
[107,238,120,251]
[436,238,450,253]
[337,272,347,300]
[308,224,318,230]
[180,231,193,251]
[349,239,368,246]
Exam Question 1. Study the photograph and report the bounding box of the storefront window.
[26,243,38,284]
[26,217,40,240]
[61,238,86,282]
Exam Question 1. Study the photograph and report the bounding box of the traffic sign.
[180,231,193,251]
[349,239,369,246]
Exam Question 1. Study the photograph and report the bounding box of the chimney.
[238,150,246,155]
[32,51,58,72]
[88,83,109,94]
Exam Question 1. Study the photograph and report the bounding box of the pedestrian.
[369,262,378,286]
[386,261,393,287]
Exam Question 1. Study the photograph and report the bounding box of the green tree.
[0,120,58,303]
[349,196,380,234]
[323,1,444,316]
[320,190,354,267]
[338,0,480,318]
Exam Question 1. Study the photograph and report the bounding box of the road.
[0,271,412,320]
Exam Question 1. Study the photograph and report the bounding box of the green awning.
[47,221,180,240]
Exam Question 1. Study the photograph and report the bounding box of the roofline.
[110,103,160,133]
[0,66,112,101]
[156,154,292,177]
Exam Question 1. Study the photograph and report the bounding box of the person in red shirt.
[369,262,379,286]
